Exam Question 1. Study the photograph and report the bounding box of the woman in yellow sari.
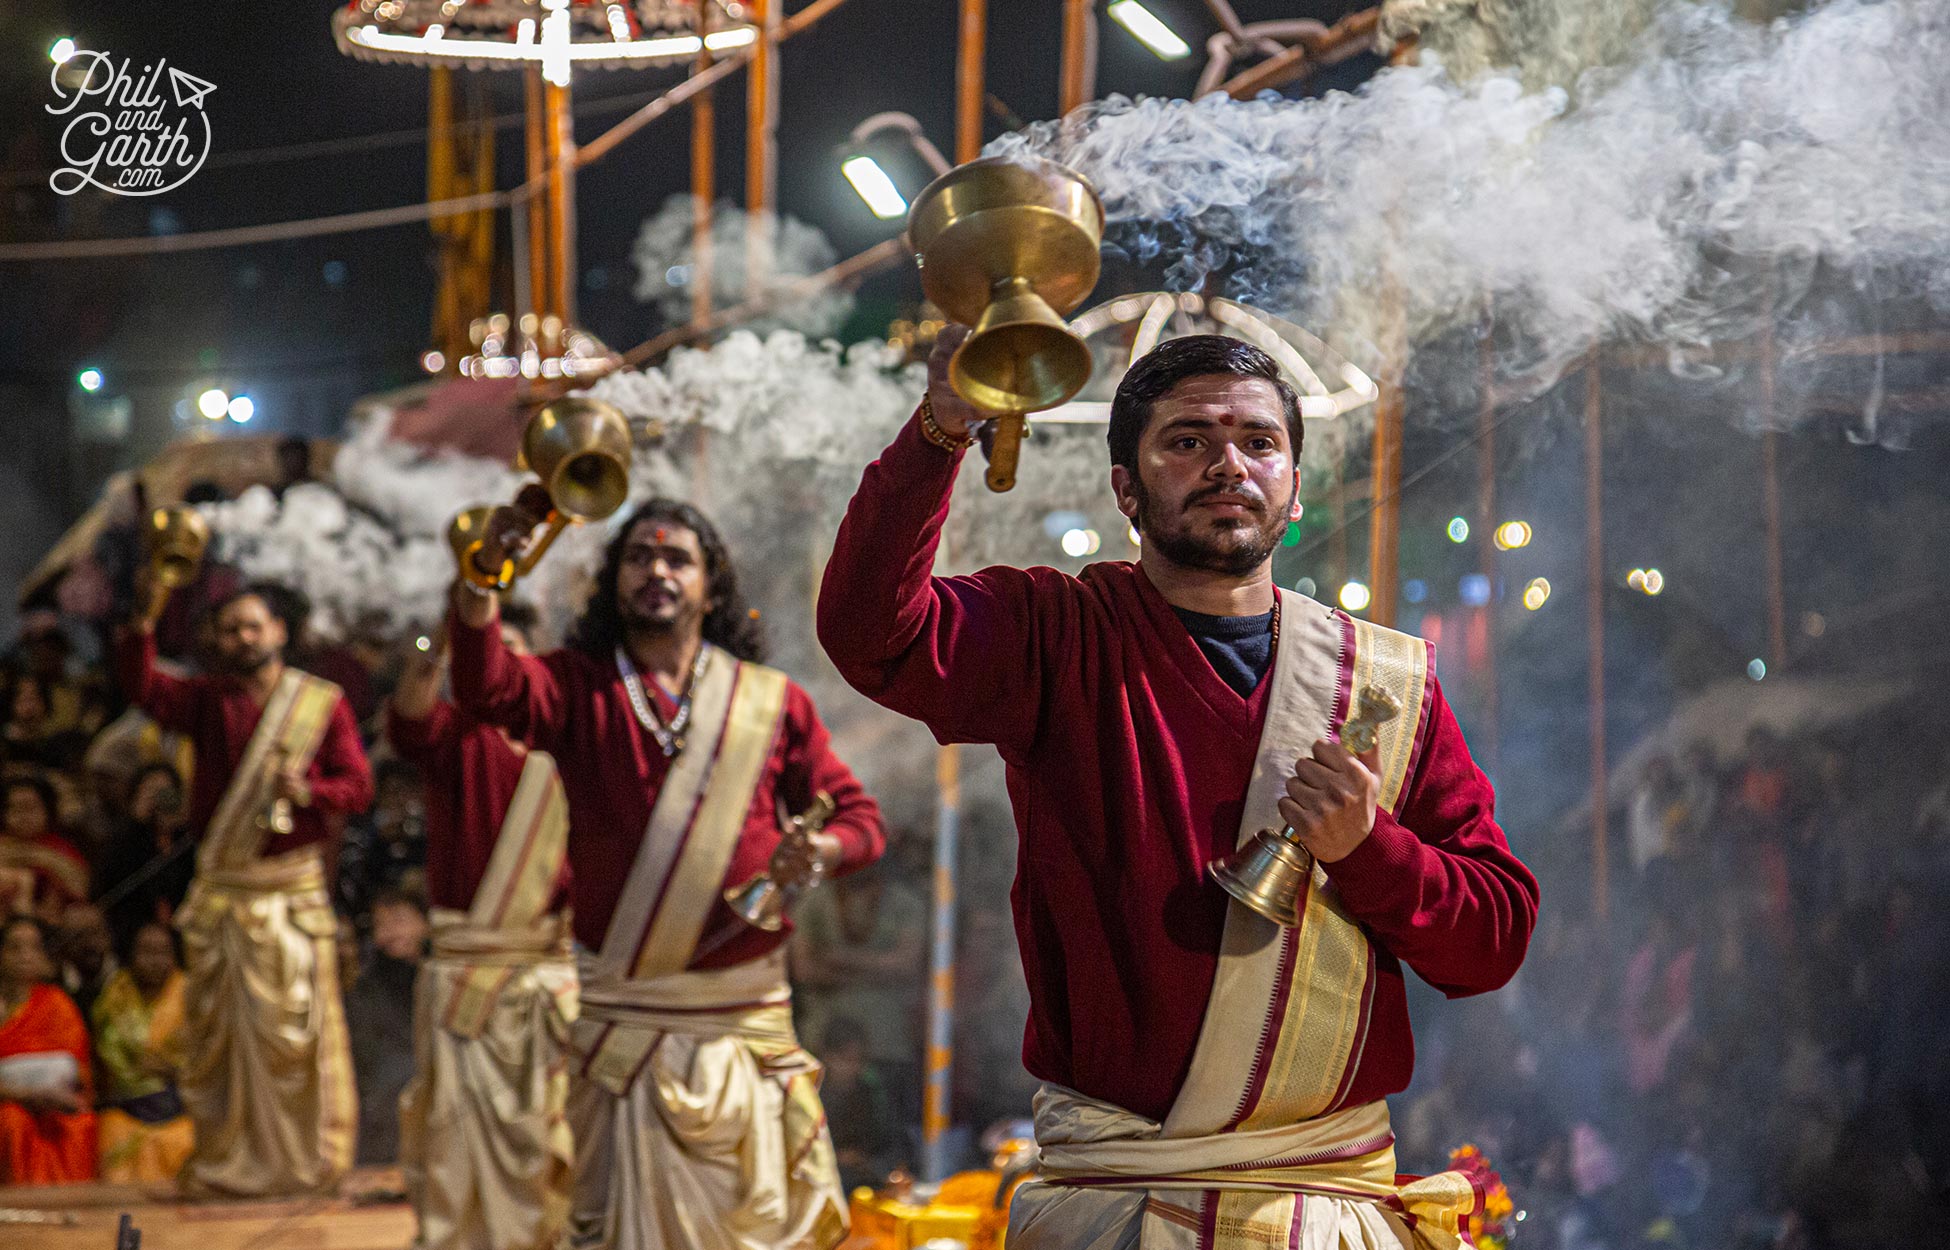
[92,922,194,1183]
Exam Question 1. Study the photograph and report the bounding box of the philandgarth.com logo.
[46,49,216,197]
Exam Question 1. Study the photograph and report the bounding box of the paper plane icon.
[168,66,217,110]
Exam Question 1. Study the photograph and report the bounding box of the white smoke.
[632,196,857,338]
[991,0,1950,397]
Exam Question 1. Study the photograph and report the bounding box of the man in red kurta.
[448,498,884,1250]
[117,583,372,1197]
[819,332,1539,1249]
[389,606,577,1250]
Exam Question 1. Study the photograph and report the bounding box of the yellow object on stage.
[841,1159,1034,1250]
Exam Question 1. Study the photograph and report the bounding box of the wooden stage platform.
[0,1168,415,1250]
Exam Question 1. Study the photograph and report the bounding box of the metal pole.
[1585,358,1609,923]
[1758,321,1788,668]
[921,744,961,1182]
[745,0,780,297]
[1059,0,1097,115]
[957,0,987,164]
[691,3,716,328]
[1476,327,1501,772]
[1367,372,1403,627]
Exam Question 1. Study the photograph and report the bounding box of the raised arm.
[384,634,458,769]
[445,584,568,750]
[113,620,197,733]
[1323,676,1539,997]
[816,337,1050,759]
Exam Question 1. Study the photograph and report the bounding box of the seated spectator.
[347,886,428,1165]
[0,775,90,923]
[0,915,97,1184]
[820,1016,899,1192]
[337,759,427,922]
[92,922,193,1183]
[54,903,117,1023]
[96,763,196,950]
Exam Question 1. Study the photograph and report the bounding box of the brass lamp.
[906,155,1104,492]
[1207,685,1404,926]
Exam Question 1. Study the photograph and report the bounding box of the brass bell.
[457,398,633,590]
[725,791,839,932]
[140,505,210,624]
[1208,684,1404,927]
[906,155,1104,492]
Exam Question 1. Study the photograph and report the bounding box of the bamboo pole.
[544,77,576,344]
[1585,358,1609,923]
[523,67,550,332]
[957,0,987,164]
[1059,0,1096,115]
[691,3,716,329]
[746,0,780,297]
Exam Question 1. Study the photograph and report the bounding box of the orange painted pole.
[745,0,779,296]
[691,4,716,328]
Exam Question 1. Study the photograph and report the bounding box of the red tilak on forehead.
[654,527,668,543]
[1217,414,1237,426]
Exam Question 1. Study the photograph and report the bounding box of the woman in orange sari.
[0,914,97,1184]
[93,923,194,1183]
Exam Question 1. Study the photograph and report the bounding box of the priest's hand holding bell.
[1278,738,1381,864]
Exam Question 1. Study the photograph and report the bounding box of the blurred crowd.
[3,520,1943,1250]
[1393,719,1950,1250]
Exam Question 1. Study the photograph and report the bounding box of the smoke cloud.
[991,0,1950,400]
[632,195,857,338]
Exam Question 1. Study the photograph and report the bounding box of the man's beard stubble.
[1130,476,1289,578]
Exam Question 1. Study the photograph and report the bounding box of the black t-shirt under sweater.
[1173,606,1276,698]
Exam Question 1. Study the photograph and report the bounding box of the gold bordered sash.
[592,645,789,983]
[440,747,573,1038]
[199,669,343,873]
[1165,593,1432,1138]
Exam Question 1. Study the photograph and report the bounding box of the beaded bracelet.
[918,391,975,453]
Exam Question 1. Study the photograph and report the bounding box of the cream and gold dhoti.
[400,911,578,1250]
[176,849,356,1197]
[1010,594,1483,1250]
[566,646,846,1250]
[177,669,355,1198]
[568,950,844,1250]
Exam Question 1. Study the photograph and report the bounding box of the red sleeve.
[446,601,568,750]
[777,683,884,876]
[300,696,374,818]
[385,700,458,769]
[816,410,1045,759]
[1322,676,1538,998]
[114,626,196,733]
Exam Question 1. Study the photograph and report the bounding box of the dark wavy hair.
[1107,334,1302,473]
[567,500,765,664]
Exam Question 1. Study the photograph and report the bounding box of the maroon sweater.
[818,413,1539,1122]
[445,616,886,966]
[386,701,571,915]
[116,629,373,854]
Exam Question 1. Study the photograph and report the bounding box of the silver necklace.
[616,643,709,758]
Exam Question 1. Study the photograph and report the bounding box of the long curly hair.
[567,500,766,664]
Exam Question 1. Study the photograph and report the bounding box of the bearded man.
[117,581,371,1197]
[447,499,885,1250]
[819,332,1538,1250]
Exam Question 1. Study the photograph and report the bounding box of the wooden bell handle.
[985,412,1026,493]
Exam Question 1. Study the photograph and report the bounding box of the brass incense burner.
[457,397,632,590]
[906,155,1104,492]
[1208,684,1404,927]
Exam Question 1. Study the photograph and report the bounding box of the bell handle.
[984,413,1027,493]
[510,509,572,581]
[139,576,176,628]
[458,539,517,591]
